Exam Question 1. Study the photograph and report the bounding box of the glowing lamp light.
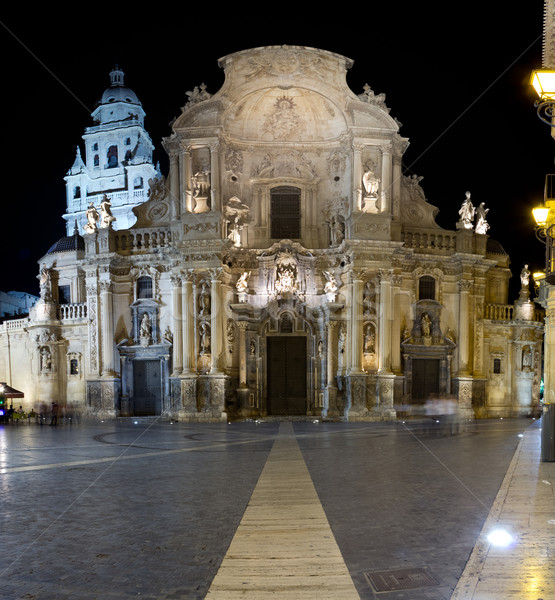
[533,206,550,227]
[487,528,514,547]
[531,69,555,101]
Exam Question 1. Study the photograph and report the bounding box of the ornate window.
[107,145,118,168]
[58,285,71,305]
[137,276,153,299]
[419,276,436,300]
[271,186,300,239]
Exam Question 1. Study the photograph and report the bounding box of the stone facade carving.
[0,45,542,422]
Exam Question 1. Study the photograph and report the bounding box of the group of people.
[1,402,80,426]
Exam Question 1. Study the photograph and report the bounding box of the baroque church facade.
[0,46,544,421]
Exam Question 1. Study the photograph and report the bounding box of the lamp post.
[530,68,555,460]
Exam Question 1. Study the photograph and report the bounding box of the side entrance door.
[133,359,162,416]
[412,358,439,402]
[267,336,307,415]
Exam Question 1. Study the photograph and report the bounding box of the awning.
[0,383,24,398]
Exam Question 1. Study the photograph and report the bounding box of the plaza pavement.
[0,414,550,599]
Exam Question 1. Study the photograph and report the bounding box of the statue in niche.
[522,346,532,369]
[475,202,489,235]
[84,202,99,234]
[457,191,475,230]
[236,272,250,294]
[363,324,375,354]
[99,195,116,229]
[40,346,52,372]
[363,170,380,198]
[224,196,250,248]
[250,340,256,356]
[274,253,297,295]
[363,282,375,316]
[140,313,152,345]
[199,322,211,355]
[198,283,210,316]
[191,170,211,213]
[421,313,432,337]
[323,271,338,298]
[328,215,344,246]
[520,264,530,289]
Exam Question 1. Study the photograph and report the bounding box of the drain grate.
[365,567,440,592]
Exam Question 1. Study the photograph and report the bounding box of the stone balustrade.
[402,229,457,252]
[1,317,29,332]
[484,304,514,320]
[114,227,173,254]
[58,303,88,321]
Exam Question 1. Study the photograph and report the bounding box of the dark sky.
[0,7,551,300]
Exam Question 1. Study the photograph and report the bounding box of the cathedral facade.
[0,46,544,421]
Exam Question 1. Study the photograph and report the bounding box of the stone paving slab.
[205,423,360,599]
[0,416,533,599]
[451,423,555,600]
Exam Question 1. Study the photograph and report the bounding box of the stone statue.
[364,324,375,354]
[522,346,532,369]
[475,202,489,235]
[40,346,52,372]
[323,271,338,295]
[421,313,432,337]
[84,202,99,234]
[199,283,210,315]
[39,264,52,300]
[140,313,151,344]
[458,191,475,230]
[520,264,530,288]
[199,322,210,355]
[99,195,116,229]
[224,197,250,248]
[362,170,380,197]
[328,215,344,246]
[236,272,250,293]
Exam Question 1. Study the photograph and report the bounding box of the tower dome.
[98,67,141,107]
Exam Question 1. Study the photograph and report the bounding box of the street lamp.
[531,69,555,135]
[530,68,555,461]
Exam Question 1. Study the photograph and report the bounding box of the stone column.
[169,152,180,219]
[99,281,115,376]
[352,143,363,212]
[457,279,473,376]
[86,281,100,376]
[209,142,220,212]
[349,271,364,374]
[326,320,338,416]
[237,321,248,389]
[183,147,193,213]
[378,269,393,374]
[210,271,223,374]
[380,143,392,214]
[171,273,183,376]
[181,273,195,375]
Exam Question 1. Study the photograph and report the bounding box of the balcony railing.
[58,303,88,321]
[402,229,457,252]
[114,227,173,254]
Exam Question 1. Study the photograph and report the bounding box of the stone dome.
[97,67,141,107]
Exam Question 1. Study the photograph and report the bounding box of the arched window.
[94,155,100,167]
[271,186,300,239]
[493,358,501,374]
[73,186,81,199]
[137,276,153,299]
[107,145,118,168]
[419,276,436,300]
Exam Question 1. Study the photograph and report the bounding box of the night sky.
[1,7,551,301]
